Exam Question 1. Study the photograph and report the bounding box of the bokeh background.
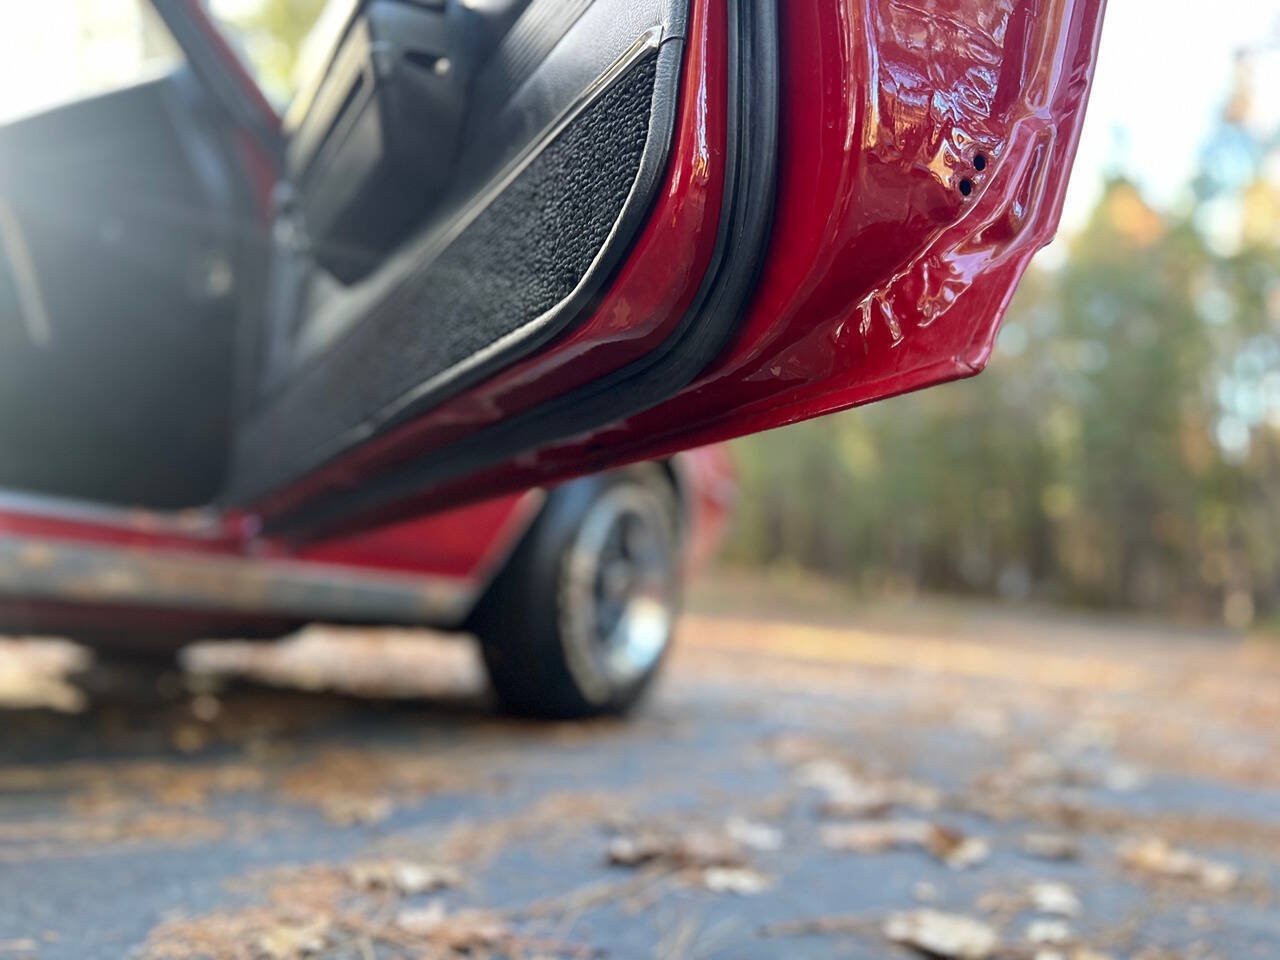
[724,6,1280,629]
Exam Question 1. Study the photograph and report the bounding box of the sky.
[1059,0,1280,233]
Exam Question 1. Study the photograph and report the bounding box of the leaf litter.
[1117,836,1240,892]
[821,819,991,869]
[605,815,783,895]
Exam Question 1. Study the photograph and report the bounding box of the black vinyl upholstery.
[0,76,243,508]
[230,54,663,501]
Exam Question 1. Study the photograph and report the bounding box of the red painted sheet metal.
[0,507,241,554]
[259,0,1106,528]
[0,492,535,582]
[0,492,536,637]
[294,492,541,580]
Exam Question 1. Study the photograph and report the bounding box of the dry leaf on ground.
[254,917,332,959]
[1020,833,1080,862]
[348,859,460,895]
[822,820,990,869]
[1026,918,1073,945]
[0,640,89,712]
[701,866,773,895]
[395,902,508,952]
[1029,881,1081,917]
[795,760,941,817]
[1118,837,1239,891]
[606,828,746,871]
[724,816,784,851]
[883,909,999,959]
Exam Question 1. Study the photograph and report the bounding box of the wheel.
[469,465,682,719]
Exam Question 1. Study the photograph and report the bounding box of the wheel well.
[465,461,684,629]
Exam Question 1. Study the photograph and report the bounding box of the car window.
[0,0,182,126]
[204,0,334,108]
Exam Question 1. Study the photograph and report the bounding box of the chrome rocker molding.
[0,536,477,630]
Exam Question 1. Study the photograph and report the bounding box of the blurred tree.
[210,0,328,103]
[727,50,1280,626]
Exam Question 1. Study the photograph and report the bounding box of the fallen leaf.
[725,816,784,852]
[318,795,392,827]
[796,760,941,817]
[1020,833,1080,862]
[1029,881,1081,918]
[1100,763,1145,793]
[1118,837,1239,892]
[822,820,989,869]
[1033,950,1112,960]
[1026,918,1072,945]
[607,828,745,870]
[883,909,999,959]
[348,859,460,895]
[395,902,507,951]
[254,917,331,959]
[701,867,773,895]
[0,640,89,712]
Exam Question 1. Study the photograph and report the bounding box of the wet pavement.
[1,574,1278,959]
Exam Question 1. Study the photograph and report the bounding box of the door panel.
[244,0,1104,539]
[228,0,692,504]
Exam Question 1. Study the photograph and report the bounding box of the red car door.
[214,0,1106,540]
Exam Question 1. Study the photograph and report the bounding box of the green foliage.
[727,71,1280,626]
[213,0,328,103]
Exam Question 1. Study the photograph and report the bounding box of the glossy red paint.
[0,448,731,638]
[249,0,729,520]
[0,496,532,640]
[252,0,1105,531]
[294,492,541,580]
[0,506,240,554]
[461,0,1111,486]
[0,491,534,578]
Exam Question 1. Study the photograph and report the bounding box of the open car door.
[230,0,1107,540]
[0,0,1106,542]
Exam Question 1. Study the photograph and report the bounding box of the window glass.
[0,0,181,126]
[205,0,332,107]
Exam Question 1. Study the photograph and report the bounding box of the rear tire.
[470,465,681,719]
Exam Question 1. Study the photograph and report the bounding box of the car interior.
[0,0,702,514]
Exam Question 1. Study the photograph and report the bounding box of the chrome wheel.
[559,481,678,705]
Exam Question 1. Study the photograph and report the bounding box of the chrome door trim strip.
[0,490,226,539]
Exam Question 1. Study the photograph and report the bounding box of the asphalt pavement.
[1,574,1278,959]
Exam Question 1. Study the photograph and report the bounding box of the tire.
[470,465,682,719]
